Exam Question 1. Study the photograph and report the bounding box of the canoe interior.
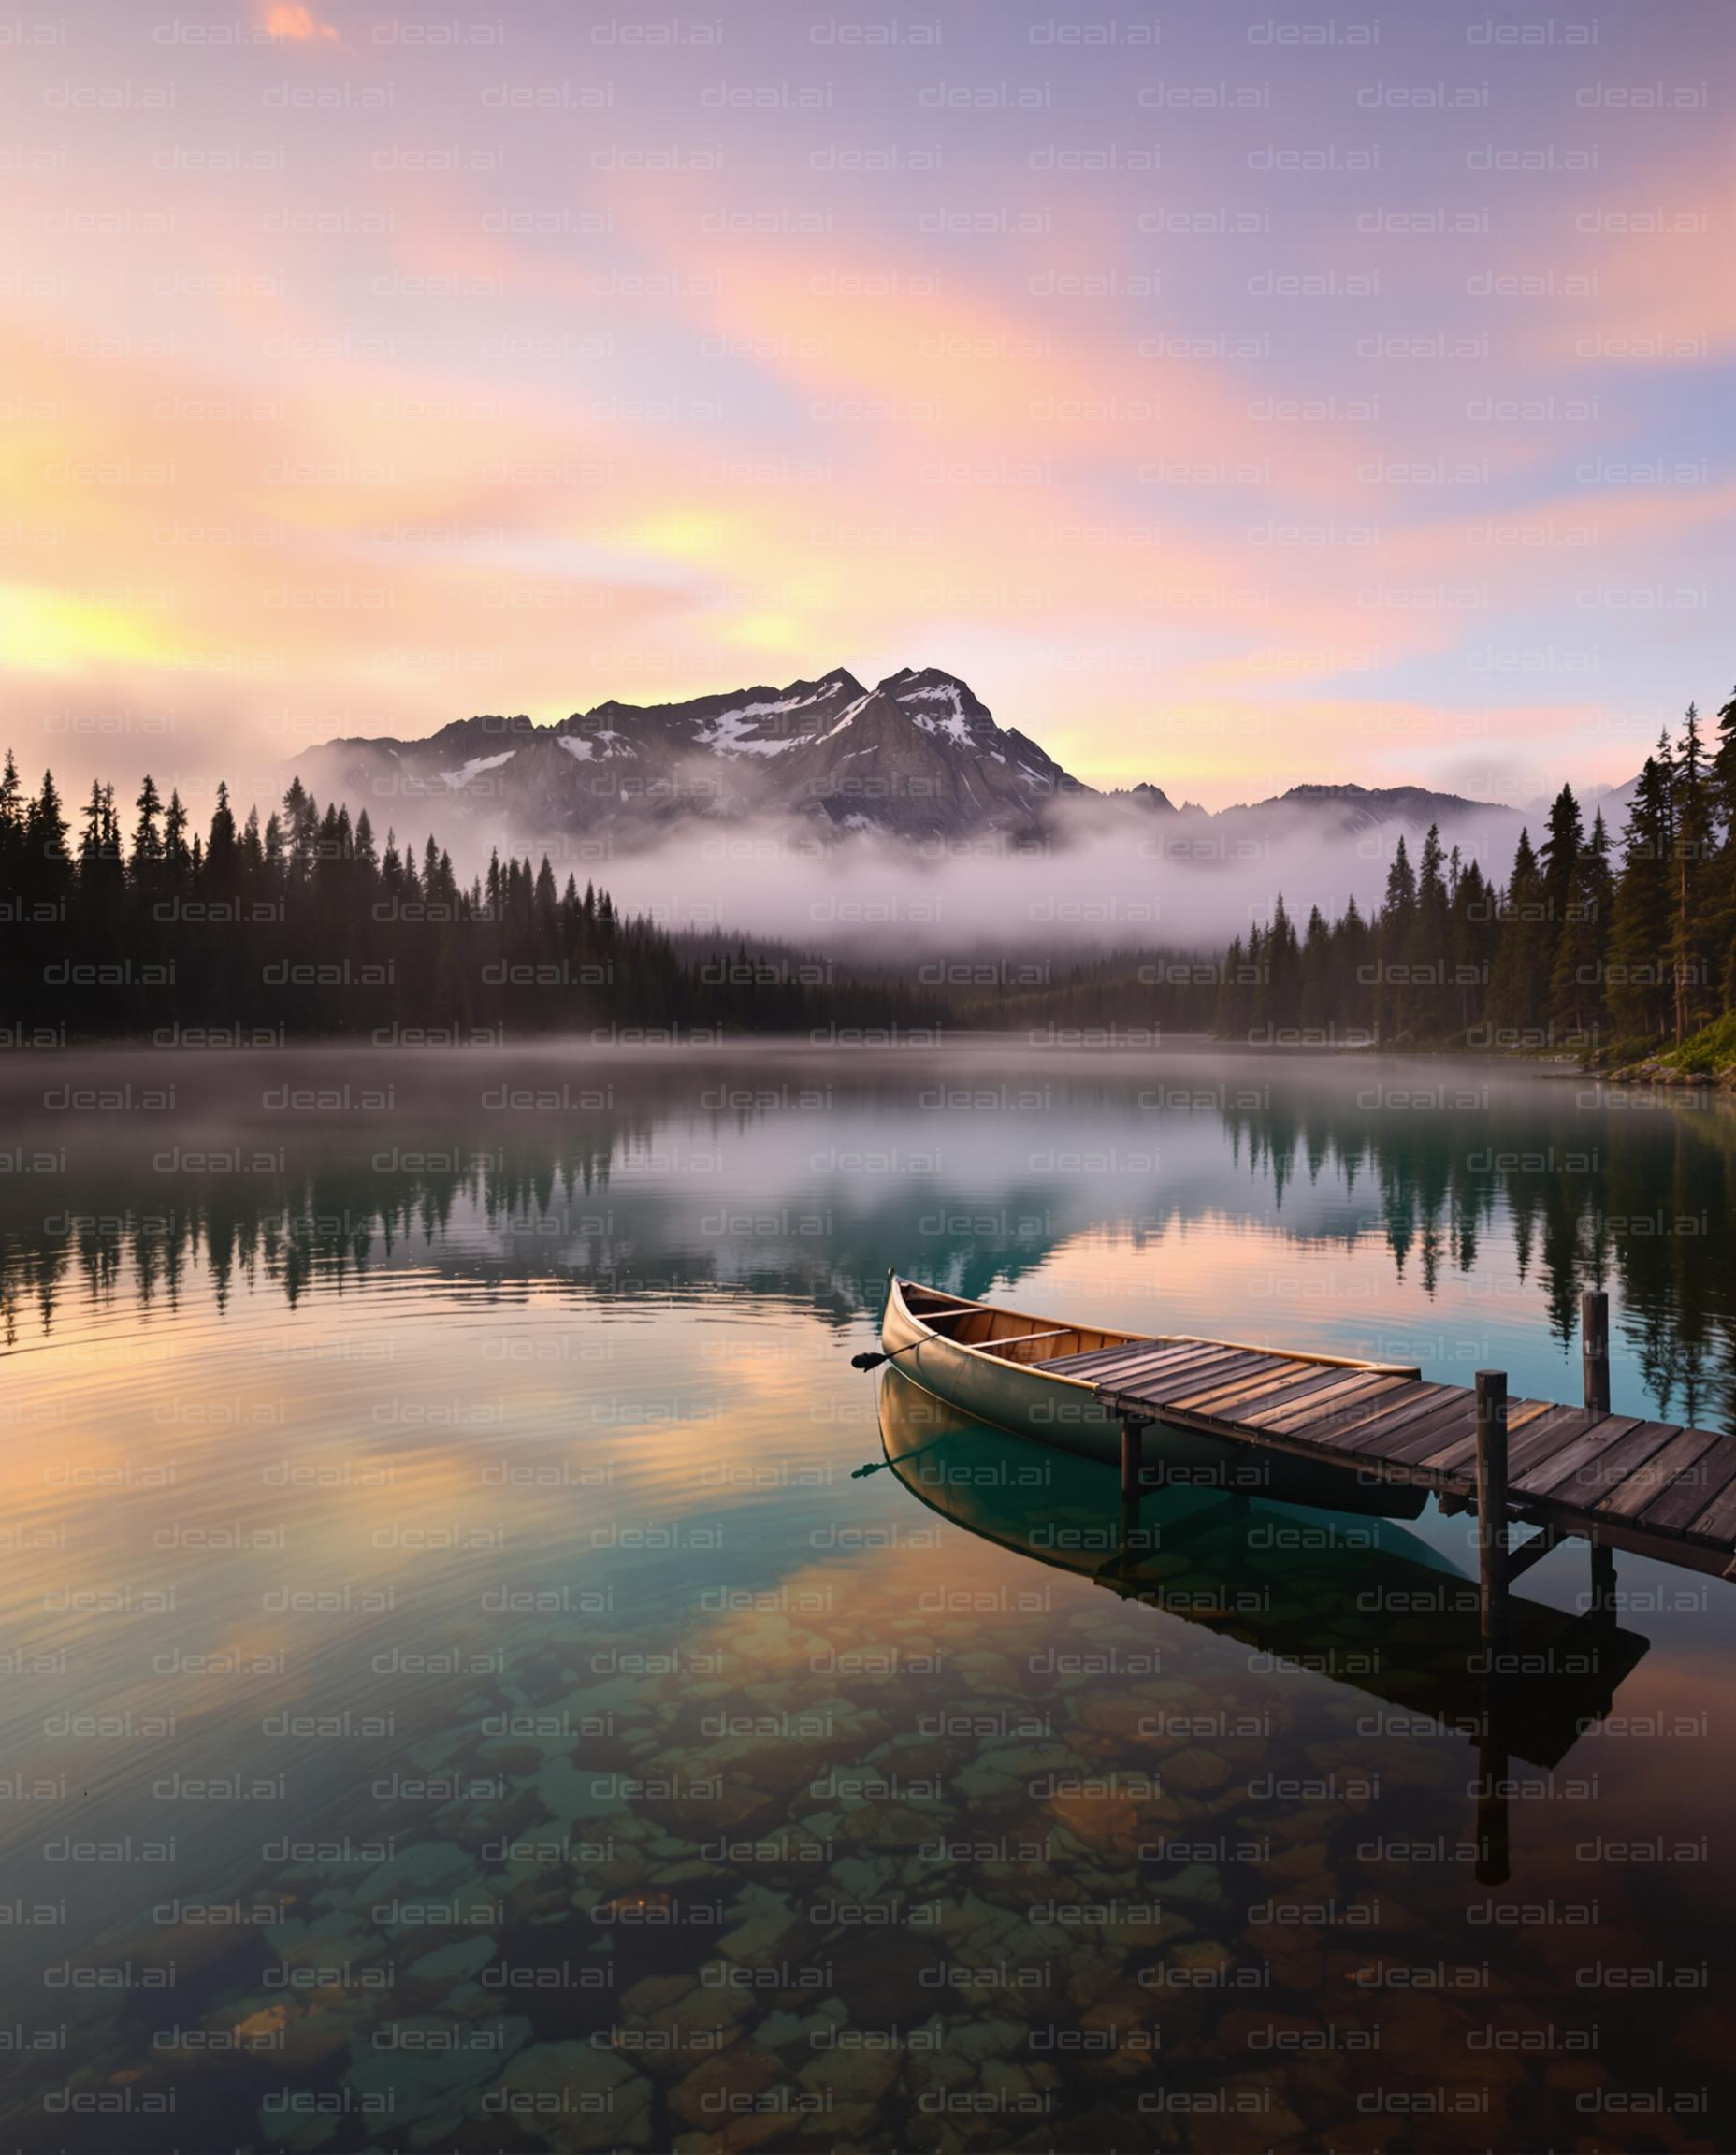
[899,1281,1138,1364]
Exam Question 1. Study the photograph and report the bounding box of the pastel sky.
[2,0,1731,812]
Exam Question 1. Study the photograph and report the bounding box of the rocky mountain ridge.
[296,663,1520,854]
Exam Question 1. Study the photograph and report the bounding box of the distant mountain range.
[296,664,1543,856]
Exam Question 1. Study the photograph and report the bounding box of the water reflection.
[1,1044,1733,2148]
[4,1047,1735,1431]
[878,1371,1651,1886]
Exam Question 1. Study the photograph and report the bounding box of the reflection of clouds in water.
[4,1043,1731,1428]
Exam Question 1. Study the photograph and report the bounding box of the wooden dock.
[1047,1291,1736,1623]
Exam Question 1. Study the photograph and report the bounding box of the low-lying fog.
[463,793,1535,954]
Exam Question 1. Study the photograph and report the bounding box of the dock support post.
[1474,1677,1511,1887]
[1121,1419,1146,1506]
[1474,1370,1509,1642]
[1581,1290,1611,1416]
[1590,1540,1617,1625]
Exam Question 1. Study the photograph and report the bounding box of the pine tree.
[1449,858,1495,1040]
[79,780,108,871]
[1710,683,1736,1002]
[1487,829,1544,1040]
[1409,823,1450,1038]
[1338,895,1373,1037]
[1264,896,1299,1033]
[1376,835,1416,1039]
[1669,702,1717,1040]
[0,749,21,889]
[207,780,239,883]
[1712,682,1736,833]
[132,774,164,864]
[1537,783,1583,1005]
[1608,752,1674,1043]
[163,789,191,876]
[1298,905,1332,1034]
[24,771,70,889]
[1549,808,1613,1042]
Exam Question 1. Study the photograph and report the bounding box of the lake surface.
[1,1040,1733,2153]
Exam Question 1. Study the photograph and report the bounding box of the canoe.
[878,1272,1420,1494]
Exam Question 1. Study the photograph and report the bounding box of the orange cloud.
[262,3,339,42]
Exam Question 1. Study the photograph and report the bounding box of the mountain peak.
[289,662,1511,861]
[291,663,1088,847]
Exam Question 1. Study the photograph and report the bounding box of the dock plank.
[1076,1355,1212,1396]
[1164,1363,1316,1416]
[1088,1342,1235,1385]
[1159,1352,1302,1408]
[1047,1339,1193,1380]
[1632,1440,1736,1536]
[1423,1399,1558,1482]
[1214,1365,1368,1426]
[1531,1421,1682,1509]
[1323,1383,1459,1453]
[1257,1373,1411,1439]
[1685,1475,1736,1546]
[1235,1367,1402,1430]
[1407,1404,1501,1479]
[1511,1416,1643,1497]
[1355,1394,1480,1464]
[1504,1406,1602,1481]
[1596,1426,1727,1521]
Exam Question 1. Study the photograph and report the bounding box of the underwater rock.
[341,2012,532,2135]
[941,2016,1028,2062]
[1162,1748,1235,1796]
[648,1972,749,2046]
[266,1906,389,1970]
[486,2038,655,2150]
[340,1841,482,1910]
[714,1888,808,1968]
[797,2042,902,2104]
[668,2043,788,2132]
[407,1936,497,1987]
[1155,1859,1232,1914]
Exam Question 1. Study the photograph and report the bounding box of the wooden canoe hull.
[880,1273,1128,1460]
[878,1273,1420,1500]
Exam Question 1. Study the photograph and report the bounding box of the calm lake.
[1,1040,1732,2153]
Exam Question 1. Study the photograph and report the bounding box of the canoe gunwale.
[884,1276,1105,1397]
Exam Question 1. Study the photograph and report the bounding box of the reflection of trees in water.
[1224,1090,1736,1430]
[5,1069,1734,1430]
[0,1133,633,1345]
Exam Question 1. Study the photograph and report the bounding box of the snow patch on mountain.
[817,694,872,741]
[442,750,517,787]
[903,683,975,746]
[693,696,814,756]
[557,729,636,762]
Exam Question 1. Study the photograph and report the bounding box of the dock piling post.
[1121,1418,1145,1507]
[1474,1370,1509,1642]
[1474,1674,1511,1887]
[1590,1540,1617,1626]
[1581,1290,1611,1416]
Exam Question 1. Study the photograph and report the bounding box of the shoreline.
[0,1029,1729,1094]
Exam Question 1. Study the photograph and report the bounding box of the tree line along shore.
[3,687,1734,1078]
